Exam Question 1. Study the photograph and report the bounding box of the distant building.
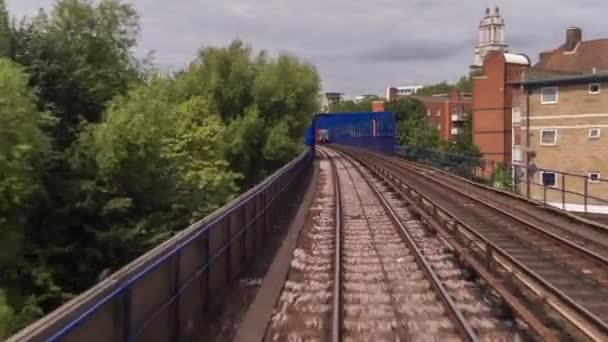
[323,92,345,112]
[386,85,424,101]
[325,92,345,104]
[354,94,379,103]
[472,6,509,70]
[509,27,608,212]
[413,91,472,140]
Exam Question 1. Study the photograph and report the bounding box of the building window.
[541,87,558,104]
[512,145,522,162]
[589,128,601,139]
[540,129,557,145]
[435,109,440,116]
[540,171,557,187]
[427,108,430,116]
[589,83,601,95]
[512,107,521,124]
[588,172,601,184]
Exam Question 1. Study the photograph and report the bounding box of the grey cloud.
[356,39,474,63]
[7,0,608,97]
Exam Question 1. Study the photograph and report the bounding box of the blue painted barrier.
[305,112,396,155]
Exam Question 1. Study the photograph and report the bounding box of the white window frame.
[541,87,558,104]
[588,172,601,184]
[540,171,557,188]
[435,109,441,116]
[512,107,521,124]
[427,108,430,116]
[589,83,601,95]
[589,128,601,139]
[540,129,558,146]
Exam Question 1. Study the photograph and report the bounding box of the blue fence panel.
[306,112,396,155]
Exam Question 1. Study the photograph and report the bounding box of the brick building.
[472,52,531,164]
[509,27,608,212]
[413,91,472,140]
[386,85,424,101]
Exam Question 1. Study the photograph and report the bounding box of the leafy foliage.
[331,97,382,113]
[416,74,472,96]
[0,58,52,338]
[0,1,320,338]
[12,0,140,146]
[385,98,440,149]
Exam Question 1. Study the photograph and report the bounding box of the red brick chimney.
[565,27,582,52]
[372,101,385,112]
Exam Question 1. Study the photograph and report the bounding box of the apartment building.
[472,51,531,164]
[509,27,608,212]
[413,91,472,140]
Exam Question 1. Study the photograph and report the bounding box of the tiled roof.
[533,38,608,73]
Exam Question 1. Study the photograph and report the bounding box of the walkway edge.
[233,158,320,342]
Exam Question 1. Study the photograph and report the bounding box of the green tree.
[455,75,472,93]
[0,0,12,58]
[262,121,302,170]
[12,0,140,146]
[385,97,440,149]
[0,58,52,337]
[223,106,267,186]
[0,58,50,266]
[0,0,321,333]
[189,40,258,122]
[416,73,472,96]
[331,97,382,113]
[83,79,240,249]
[252,53,320,136]
[416,81,454,96]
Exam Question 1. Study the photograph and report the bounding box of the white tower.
[473,6,508,68]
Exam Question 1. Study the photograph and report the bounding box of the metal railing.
[397,146,608,215]
[9,148,314,342]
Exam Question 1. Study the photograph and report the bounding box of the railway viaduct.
[7,112,608,342]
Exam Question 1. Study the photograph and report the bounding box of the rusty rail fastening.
[341,146,608,341]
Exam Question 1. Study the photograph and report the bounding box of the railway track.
[265,147,534,341]
[390,152,608,261]
[339,146,608,341]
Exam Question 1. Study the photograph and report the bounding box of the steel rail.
[317,147,343,342]
[332,149,412,338]
[334,148,480,342]
[342,147,607,341]
[386,154,608,262]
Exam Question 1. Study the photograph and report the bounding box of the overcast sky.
[7,0,607,98]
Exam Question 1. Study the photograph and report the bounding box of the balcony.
[451,127,464,135]
[451,112,468,122]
